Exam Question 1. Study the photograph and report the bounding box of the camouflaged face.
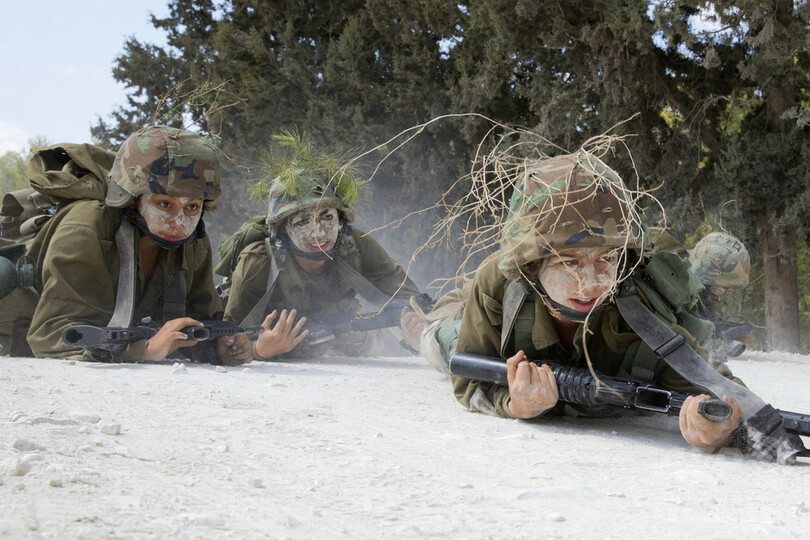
[498,154,642,279]
[688,232,750,289]
[265,175,354,228]
[107,126,221,209]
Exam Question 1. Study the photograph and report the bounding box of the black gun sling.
[615,279,807,463]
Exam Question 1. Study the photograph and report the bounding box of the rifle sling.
[107,219,137,328]
[334,258,391,307]
[239,238,283,327]
[615,279,806,463]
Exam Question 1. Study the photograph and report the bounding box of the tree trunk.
[761,213,802,352]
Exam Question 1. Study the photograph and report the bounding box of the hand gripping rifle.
[62,319,263,348]
[450,352,810,459]
[306,293,434,344]
[449,352,734,421]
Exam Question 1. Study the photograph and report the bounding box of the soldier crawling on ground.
[219,133,425,361]
[419,142,754,453]
[20,126,251,365]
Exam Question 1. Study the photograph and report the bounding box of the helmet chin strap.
[533,281,606,323]
[278,224,351,261]
[123,206,206,250]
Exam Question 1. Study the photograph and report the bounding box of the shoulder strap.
[107,219,137,327]
[334,258,391,307]
[238,239,284,327]
[500,278,531,358]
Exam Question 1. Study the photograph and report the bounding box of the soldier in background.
[689,232,754,359]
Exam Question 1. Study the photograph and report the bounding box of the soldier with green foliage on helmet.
[220,132,424,360]
[25,125,251,365]
[428,146,751,453]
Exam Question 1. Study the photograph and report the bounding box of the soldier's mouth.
[570,298,597,312]
[305,241,331,252]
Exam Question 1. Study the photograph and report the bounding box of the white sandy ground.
[1,350,810,539]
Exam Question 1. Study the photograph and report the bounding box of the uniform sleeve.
[222,241,272,325]
[451,256,514,418]
[27,219,148,362]
[355,233,421,299]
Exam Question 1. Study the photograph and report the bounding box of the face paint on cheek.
[138,195,201,241]
[286,208,340,252]
[537,257,617,312]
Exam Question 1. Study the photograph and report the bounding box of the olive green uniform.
[451,254,742,418]
[224,228,420,358]
[27,200,221,362]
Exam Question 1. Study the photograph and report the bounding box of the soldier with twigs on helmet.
[424,139,750,453]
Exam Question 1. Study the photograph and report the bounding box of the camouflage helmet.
[689,232,750,289]
[105,126,222,210]
[265,175,355,230]
[499,152,643,278]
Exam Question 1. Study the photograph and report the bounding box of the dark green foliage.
[97,0,810,348]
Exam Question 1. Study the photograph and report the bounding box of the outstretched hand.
[679,394,742,449]
[506,350,559,419]
[144,317,201,362]
[254,309,308,360]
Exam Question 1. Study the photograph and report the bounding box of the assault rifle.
[451,352,731,420]
[62,319,263,348]
[450,352,810,439]
[306,293,434,344]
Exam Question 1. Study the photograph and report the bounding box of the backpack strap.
[107,219,137,327]
[238,238,285,327]
[500,278,531,358]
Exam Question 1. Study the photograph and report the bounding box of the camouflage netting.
[401,127,660,297]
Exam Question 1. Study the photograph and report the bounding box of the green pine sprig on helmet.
[105,125,222,210]
[255,129,366,236]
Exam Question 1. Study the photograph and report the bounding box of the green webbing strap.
[239,238,283,327]
[335,258,391,307]
[615,279,806,464]
[107,219,137,328]
[500,279,530,358]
